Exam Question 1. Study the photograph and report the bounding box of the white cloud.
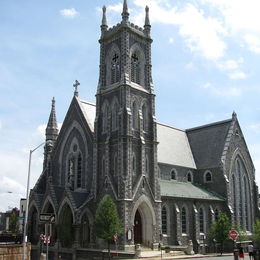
[217,59,242,71]
[60,8,79,18]
[228,71,247,80]
[201,0,260,54]
[248,123,260,133]
[0,119,2,130]
[106,0,226,60]
[169,37,174,44]
[244,34,260,54]
[201,82,241,97]
[107,3,123,13]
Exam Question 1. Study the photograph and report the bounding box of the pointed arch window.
[232,174,237,222]
[187,171,192,182]
[131,52,140,84]
[77,153,82,188]
[244,176,249,230]
[102,156,106,176]
[114,153,118,177]
[145,155,149,175]
[132,101,138,129]
[102,105,109,133]
[132,153,136,175]
[215,208,219,221]
[142,103,147,131]
[171,169,177,180]
[162,206,167,234]
[181,207,187,234]
[112,101,119,131]
[199,208,205,233]
[204,171,212,183]
[111,52,120,84]
[67,157,75,189]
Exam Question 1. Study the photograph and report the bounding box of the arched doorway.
[80,213,91,247]
[59,204,73,248]
[42,201,57,244]
[132,196,156,247]
[28,206,39,245]
[134,210,142,244]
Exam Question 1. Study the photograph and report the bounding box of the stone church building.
[28,0,259,258]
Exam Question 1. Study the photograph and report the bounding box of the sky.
[1,0,260,212]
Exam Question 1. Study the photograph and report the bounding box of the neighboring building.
[28,0,259,258]
[0,213,6,232]
[4,208,19,233]
[19,199,26,233]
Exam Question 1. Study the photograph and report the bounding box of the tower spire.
[101,5,108,34]
[144,6,151,36]
[121,0,129,23]
[45,97,59,142]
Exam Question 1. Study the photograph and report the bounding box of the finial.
[73,80,80,97]
[46,97,59,143]
[52,97,55,108]
[101,6,108,30]
[145,6,150,26]
[232,111,237,120]
[121,0,129,23]
[144,6,151,36]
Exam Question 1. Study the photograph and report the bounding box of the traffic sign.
[39,213,55,223]
[229,229,239,240]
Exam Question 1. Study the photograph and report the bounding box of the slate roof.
[157,123,196,169]
[71,191,90,208]
[160,179,224,201]
[78,99,96,132]
[186,119,232,169]
[53,186,65,205]
[77,98,232,170]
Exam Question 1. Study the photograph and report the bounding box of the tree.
[95,195,123,259]
[234,223,248,242]
[9,211,19,233]
[253,219,260,245]
[209,213,231,255]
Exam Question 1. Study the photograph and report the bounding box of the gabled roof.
[186,119,232,169]
[160,179,224,201]
[157,123,196,169]
[77,99,96,132]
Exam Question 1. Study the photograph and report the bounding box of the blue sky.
[1,0,260,211]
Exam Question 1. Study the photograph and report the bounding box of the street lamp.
[22,142,45,260]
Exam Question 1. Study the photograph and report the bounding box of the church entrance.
[132,196,156,248]
[134,210,142,244]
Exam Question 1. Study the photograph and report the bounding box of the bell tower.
[93,0,161,249]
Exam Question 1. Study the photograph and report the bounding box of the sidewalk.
[138,250,233,260]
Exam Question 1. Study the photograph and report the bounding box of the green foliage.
[209,213,231,254]
[253,219,260,244]
[9,212,18,233]
[234,224,248,242]
[95,195,123,242]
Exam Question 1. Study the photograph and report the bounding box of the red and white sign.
[43,235,51,244]
[229,230,239,240]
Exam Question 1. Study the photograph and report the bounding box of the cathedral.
[28,0,259,259]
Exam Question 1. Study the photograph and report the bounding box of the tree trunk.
[108,240,111,260]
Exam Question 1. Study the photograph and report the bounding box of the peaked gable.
[186,119,232,169]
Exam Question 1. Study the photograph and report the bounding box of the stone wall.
[0,243,31,260]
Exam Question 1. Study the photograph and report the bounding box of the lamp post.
[22,142,45,260]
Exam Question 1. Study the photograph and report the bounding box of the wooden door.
[134,210,142,244]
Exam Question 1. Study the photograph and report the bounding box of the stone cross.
[73,80,80,96]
